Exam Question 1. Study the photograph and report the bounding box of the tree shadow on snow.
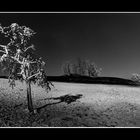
[36,94,83,113]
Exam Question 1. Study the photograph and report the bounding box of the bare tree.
[71,63,78,75]
[87,61,102,77]
[62,58,101,77]
[76,58,87,76]
[131,73,140,83]
[62,61,71,76]
[0,23,53,114]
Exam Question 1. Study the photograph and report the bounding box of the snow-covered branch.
[0,45,8,54]
[0,50,6,53]
[11,56,23,65]
[27,71,41,80]
[28,60,37,64]
[24,44,35,52]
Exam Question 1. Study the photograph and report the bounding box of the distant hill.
[0,75,139,86]
[0,76,8,79]
[47,75,140,86]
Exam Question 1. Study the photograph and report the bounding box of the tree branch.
[24,44,35,52]
[0,44,8,52]
[11,56,23,65]
[27,72,41,80]
[28,61,37,64]
[0,50,6,53]
[0,45,7,48]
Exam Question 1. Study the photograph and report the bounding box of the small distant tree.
[87,61,102,77]
[76,57,87,76]
[62,58,102,77]
[0,23,53,114]
[62,61,71,76]
[71,63,78,75]
[131,73,140,83]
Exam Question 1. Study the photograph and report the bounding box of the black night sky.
[0,13,140,78]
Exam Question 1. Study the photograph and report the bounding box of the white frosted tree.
[0,23,53,114]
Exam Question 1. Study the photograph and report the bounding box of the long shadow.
[36,94,83,113]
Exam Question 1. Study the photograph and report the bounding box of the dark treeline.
[47,75,139,86]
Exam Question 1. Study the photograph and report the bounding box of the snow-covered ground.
[1,79,140,127]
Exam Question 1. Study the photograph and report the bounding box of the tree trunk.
[26,80,34,113]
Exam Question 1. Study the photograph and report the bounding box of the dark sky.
[0,13,140,78]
